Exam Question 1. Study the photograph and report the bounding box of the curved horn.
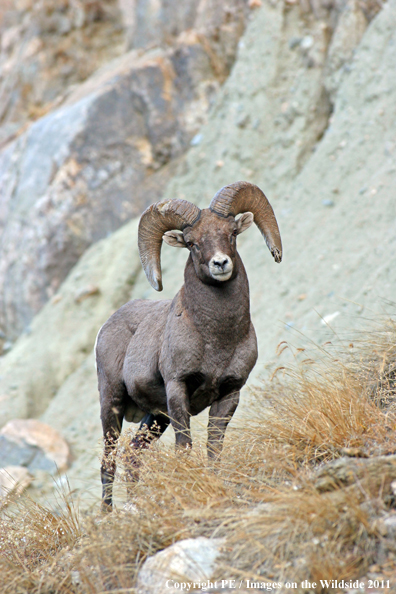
[209,181,282,262]
[138,199,201,291]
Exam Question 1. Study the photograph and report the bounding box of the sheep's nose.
[213,257,229,270]
[209,252,233,280]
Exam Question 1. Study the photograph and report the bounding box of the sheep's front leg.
[166,380,192,449]
[207,391,240,462]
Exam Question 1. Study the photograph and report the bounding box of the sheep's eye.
[186,241,194,249]
[231,229,238,239]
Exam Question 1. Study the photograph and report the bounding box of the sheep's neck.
[182,253,251,342]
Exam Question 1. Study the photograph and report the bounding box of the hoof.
[101,501,113,514]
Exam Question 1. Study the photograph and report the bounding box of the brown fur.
[96,209,259,510]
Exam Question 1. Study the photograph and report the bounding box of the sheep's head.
[138,181,282,291]
[163,209,254,285]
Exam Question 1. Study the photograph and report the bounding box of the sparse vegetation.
[1,319,396,593]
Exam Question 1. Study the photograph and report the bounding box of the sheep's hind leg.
[125,413,170,492]
[100,399,125,513]
[207,391,240,463]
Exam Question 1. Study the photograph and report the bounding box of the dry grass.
[1,319,396,592]
[0,482,81,594]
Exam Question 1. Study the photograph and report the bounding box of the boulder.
[0,40,214,340]
[137,537,224,594]
[0,419,71,473]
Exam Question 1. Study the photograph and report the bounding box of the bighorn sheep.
[96,181,282,510]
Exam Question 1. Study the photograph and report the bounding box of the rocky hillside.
[0,0,395,506]
[0,0,248,340]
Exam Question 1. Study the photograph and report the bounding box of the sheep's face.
[163,209,253,285]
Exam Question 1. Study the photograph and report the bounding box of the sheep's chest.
[182,325,257,416]
[186,372,246,416]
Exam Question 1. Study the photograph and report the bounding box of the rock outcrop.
[0,0,248,341]
[121,0,247,74]
[0,0,125,145]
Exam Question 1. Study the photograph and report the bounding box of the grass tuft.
[1,318,396,591]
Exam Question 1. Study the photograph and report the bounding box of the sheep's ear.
[162,230,187,248]
[236,212,254,235]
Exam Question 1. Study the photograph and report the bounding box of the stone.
[136,537,224,594]
[0,465,32,502]
[0,419,71,473]
[381,513,396,538]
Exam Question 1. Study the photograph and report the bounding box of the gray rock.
[0,419,71,474]
[0,2,248,341]
[137,537,224,594]
[0,434,41,468]
[0,48,212,340]
[382,513,396,538]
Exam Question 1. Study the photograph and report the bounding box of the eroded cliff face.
[0,0,249,340]
[0,1,126,141]
[0,0,395,503]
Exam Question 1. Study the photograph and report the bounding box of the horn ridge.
[209,181,282,263]
[138,199,201,291]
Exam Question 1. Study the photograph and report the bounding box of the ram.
[96,181,282,510]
